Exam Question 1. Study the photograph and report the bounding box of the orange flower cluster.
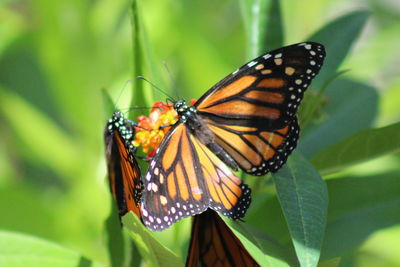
[133,101,178,158]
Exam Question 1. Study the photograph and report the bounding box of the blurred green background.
[0,0,400,266]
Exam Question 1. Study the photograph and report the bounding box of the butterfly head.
[174,99,187,112]
[107,111,134,141]
[174,99,197,123]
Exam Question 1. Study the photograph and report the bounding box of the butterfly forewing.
[194,42,325,175]
[104,112,143,219]
[196,42,325,128]
[141,124,251,231]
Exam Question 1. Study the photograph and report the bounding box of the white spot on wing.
[263,54,271,60]
[142,209,148,217]
[247,61,257,67]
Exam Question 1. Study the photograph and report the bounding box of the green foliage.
[1,0,400,267]
[312,122,400,175]
[227,219,295,266]
[105,201,127,267]
[322,172,400,259]
[307,10,370,90]
[273,153,328,267]
[299,78,378,158]
[240,0,284,58]
[122,213,183,267]
[0,231,101,267]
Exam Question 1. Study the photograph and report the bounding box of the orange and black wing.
[195,42,325,175]
[104,112,143,219]
[140,123,251,231]
[186,209,260,267]
[205,118,299,175]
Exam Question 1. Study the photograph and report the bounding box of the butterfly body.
[141,42,325,231]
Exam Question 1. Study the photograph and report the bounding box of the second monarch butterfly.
[186,209,260,267]
[104,111,143,219]
[141,42,326,231]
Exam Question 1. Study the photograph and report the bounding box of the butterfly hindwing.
[186,209,260,267]
[141,124,251,231]
[205,118,300,175]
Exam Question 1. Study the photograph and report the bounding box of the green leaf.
[240,0,284,59]
[321,172,400,260]
[307,10,370,89]
[299,70,348,128]
[128,239,141,267]
[299,78,378,158]
[122,213,183,267]
[318,257,341,267]
[105,199,128,267]
[311,121,400,175]
[273,153,328,267]
[0,231,100,267]
[245,192,291,245]
[227,219,297,267]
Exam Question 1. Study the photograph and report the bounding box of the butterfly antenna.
[120,106,158,125]
[162,60,180,100]
[137,76,175,101]
[122,106,153,113]
[114,79,134,110]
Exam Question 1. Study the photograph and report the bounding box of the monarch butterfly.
[186,209,260,267]
[141,42,326,231]
[104,111,143,219]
